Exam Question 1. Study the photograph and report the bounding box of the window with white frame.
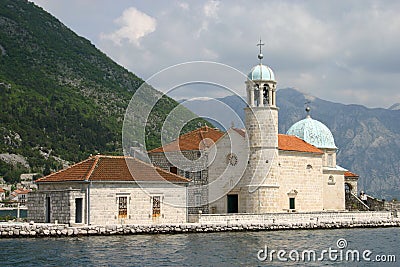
[118,196,128,218]
[152,196,161,217]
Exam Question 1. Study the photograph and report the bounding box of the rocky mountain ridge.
[0,0,207,182]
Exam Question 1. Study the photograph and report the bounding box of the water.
[0,228,398,266]
[0,209,27,219]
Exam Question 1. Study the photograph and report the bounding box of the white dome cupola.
[286,107,337,150]
[246,39,277,108]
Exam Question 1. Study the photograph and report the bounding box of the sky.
[30,0,400,108]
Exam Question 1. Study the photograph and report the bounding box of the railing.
[366,195,386,211]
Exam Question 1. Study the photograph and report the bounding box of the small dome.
[286,116,337,149]
[248,64,275,81]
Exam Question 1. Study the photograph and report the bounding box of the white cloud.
[178,2,189,10]
[100,7,156,46]
[35,0,400,107]
[204,0,220,18]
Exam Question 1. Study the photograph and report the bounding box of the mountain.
[0,0,208,183]
[389,103,400,110]
[181,88,400,200]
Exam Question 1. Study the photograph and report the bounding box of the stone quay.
[1,211,399,238]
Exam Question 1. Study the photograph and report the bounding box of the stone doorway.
[75,198,83,223]
[45,196,51,223]
[227,194,238,213]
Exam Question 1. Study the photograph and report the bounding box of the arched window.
[328,175,335,185]
[263,84,269,104]
[345,183,352,194]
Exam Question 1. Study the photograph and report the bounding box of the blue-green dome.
[286,116,337,149]
[248,64,275,81]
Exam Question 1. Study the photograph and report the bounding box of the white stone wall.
[208,130,346,214]
[321,149,337,167]
[88,182,187,225]
[244,106,280,213]
[149,150,209,214]
[323,171,346,211]
[28,183,86,225]
[29,182,187,225]
[276,151,324,212]
[198,211,393,224]
[208,129,249,213]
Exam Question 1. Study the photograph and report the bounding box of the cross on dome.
[256,38,264,63]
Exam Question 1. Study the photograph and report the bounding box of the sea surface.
[0,227,398,266]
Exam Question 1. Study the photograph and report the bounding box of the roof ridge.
[36,156,96,182]
[129,157,190,183]
[149,126,222,153]
[94,155,131,159]
[85,155,100,181]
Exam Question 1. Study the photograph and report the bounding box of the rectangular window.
[327,154,333,167]
[152,196,161,217]
[289,198,295,210]
[195,194,202,207]
[118,196,128,218]
[194,171,202,184]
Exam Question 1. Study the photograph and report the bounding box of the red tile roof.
[0,188,5,193]
[36,155,190,183]
[278,134,323,154]
[13,188,31,194]
[149,126,224,153]
[344,171,359,177]
[150,127,323,154]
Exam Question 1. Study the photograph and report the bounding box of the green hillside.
[0,0,209,182]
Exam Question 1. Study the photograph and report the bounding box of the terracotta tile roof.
[36,155,190,183]
[36,157,97,182]
[344,171,359,177]
[278,134,324,154]
[149,126,224,153]
[149,127,323,154]
[13,188,31,194]
[0,188,4,193]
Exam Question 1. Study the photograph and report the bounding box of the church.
[149,43,359,215]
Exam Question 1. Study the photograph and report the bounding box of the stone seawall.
[1,218,400,238]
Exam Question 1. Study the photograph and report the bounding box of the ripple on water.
[0,228,398,266]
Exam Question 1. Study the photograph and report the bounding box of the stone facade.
[148,54,357,216]
[2,211,399,238]
[28,156,189,225]
[207,128,249,213]
[28,185,85,225]
[28,181,187,225]
[149,151,209,214]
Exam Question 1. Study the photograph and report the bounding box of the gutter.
[86,181,91,225]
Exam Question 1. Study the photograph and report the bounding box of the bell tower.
[243,39,280,213]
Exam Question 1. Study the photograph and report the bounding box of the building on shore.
[28,42,368,225]
[28,155,189,225]
[0,188,5,201]
[9,188,31,206]
[149,42,362,215]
